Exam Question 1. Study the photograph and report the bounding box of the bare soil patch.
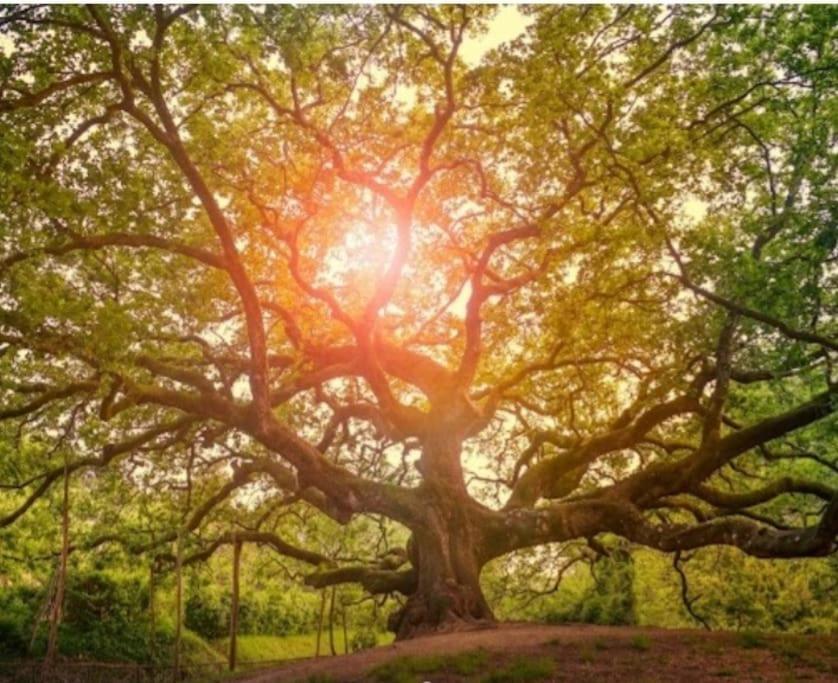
[234,622,838,682]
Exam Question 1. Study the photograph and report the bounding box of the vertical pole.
[342,600,348,655]
[228,536,242,672]
[45,457,70,666]
[174,530,183,681]
[315,591,326,657]
[328,586,337,656]
[149,561,156,654]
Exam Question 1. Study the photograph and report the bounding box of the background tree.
[0,4,835,640]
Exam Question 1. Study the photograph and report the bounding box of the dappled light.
[0,5,835,681]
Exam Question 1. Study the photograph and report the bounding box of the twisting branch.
[664,240,838,353]
[672,551,710,630]
[0,416,197,528]
[693,478,834,509]
[1,232,226,272]
[86,5,273,418]
[305,565,417,596]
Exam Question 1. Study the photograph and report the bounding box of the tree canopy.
[1,4,836,640]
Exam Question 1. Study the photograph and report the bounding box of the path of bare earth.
[234,622,838,682]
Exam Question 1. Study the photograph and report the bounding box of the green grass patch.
[482,656,555,683]
[630,635,651,652]
[452,650,491,675]
[737,631,766,649]
[770,637,830,674]
[370,650,489,683]
[770,635,813,661]
[213,631,393,664]
[774,641,804,661]
[182,628,227,666]
[371,655,443,683]
[303,675,335,683]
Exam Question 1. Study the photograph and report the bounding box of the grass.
[213,631,393,665]
[449,650,491,675]
[370,650,490,683]
[372,654,446,682]
[773,638,806,661]
[182,628,227,666]
[482,656,555,683]
[629,634,651,652]
[770,636,830,674]
[303,675,336,683]
[737,631,766,649]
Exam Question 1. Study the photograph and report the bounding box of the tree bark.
[388,430,494,639]
[174,531,183,678]
[328,586,337,656]
[315,590,326,657]
[342,603,348,655]
[389,521,493,639]
[45,458,70,666]
[228,537,242,671]
[148,561,156,655]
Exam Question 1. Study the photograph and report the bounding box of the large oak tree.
[1,5,836,639]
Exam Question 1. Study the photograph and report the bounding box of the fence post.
[328,585,337,656]
[148,560,156,653]
[342,601,348,655]
[315,590,326,657]
[173,530,183,682]
[228,535,242,671]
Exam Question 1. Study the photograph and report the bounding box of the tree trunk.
[228,537,242,671]
[45,458,70,666]
[390,522,493,639]
[328,586,337,656]
[148,562,156,655]
[342,604,348,655]
[173,531,183,678]
[389,430,494,639]
[315,590,326,657]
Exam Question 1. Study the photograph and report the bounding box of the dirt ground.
[234,622,838,682]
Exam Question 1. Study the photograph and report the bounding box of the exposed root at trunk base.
[389,582,496,640]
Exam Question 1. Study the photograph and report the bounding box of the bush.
[185,592,228,640]
[0,618,28,659]
[349,628,378,652]
[9,569,217,665]
[238,591,315,635]
[0,585,38,660]
[183,569,318,639]
[544,549,636,626]
[22,569,153,663]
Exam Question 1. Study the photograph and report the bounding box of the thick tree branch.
[305,566,417,596]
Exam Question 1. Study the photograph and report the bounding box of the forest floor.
[234,622,838,683]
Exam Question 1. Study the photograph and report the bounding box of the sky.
[460,5,533,67]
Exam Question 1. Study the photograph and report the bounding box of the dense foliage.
[0,3,835,655]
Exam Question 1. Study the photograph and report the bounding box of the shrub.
[545,548,637,626]
[185,592,228,640]
[349,628,378,652]
[0,618,28,659]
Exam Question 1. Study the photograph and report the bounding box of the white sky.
[460,5,533,67]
